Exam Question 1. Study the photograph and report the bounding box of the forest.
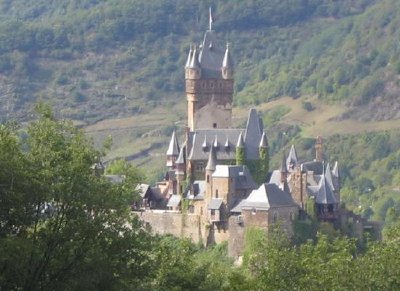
[0,109,399,290]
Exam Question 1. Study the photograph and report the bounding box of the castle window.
[207,175,210,183]
[251,208,257,215]
[213,123,217,128]
[273,212,278,223]
[201,81,206,88]
[210,81,214,88]
[195,162,204,172]
[219,81,223,88]
[215,189,219,198]
[189,205,195,213]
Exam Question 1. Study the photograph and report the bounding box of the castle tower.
[315,136,324,162]
[166,131,180,169]
[175,146,186,195]
[185,12,234,131]
[205,142,217,201]
[280,152,288,185]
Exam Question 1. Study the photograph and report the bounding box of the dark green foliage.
[235,145,245,166]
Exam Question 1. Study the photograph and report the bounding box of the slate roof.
[222,44,233,69]
[198,30,225,78]
[286,145,298,169]
[206,140,217,171]
[325,163,335,191]
[240,183,297,211]
[188,129,241,161]
[167,195,181,208]
[166,131,179,156]
[136,183,151,198]
[212,165,257,191]
[244,109,264,160]
[315,174,337,204]
[208,198,223,210]
[302,160,324,175]
[185,180,206,200]
[231,199,246,213]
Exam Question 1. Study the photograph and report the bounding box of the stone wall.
[135,211,206,243]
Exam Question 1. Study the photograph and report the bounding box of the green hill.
[0,0,399,223]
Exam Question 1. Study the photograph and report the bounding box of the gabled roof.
[212,165,257,191]
[166,131,180,156]
[135,183,151,198]
[286,145,298,169]
[244,109,264,160]
[208,198,223,210]
[241,183,297,211]
[167,195,181,208]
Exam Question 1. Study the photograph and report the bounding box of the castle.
[134,15,380,257]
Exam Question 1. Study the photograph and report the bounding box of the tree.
[0,104,154,290]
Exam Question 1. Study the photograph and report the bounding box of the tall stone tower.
[185,12,234,131]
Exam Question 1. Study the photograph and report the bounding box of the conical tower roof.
[206,144,217,171]
[236,132,244,148]
[286,144,298,169]
[222,43,233,68]
[189,46,201,68]
[185,45,193,68]
[259,131,268,148]
[166,131,180,156]
[280,152,288,173]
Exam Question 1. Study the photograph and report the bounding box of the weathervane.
[209,6,213,30]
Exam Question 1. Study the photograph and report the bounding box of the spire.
[185,45,193,68]
[259,131,268,148]
[286,144,298,170]
[202,135,207,149]
[236,132,244,148]
[224,137,230,148]
[175,146,185,165]
[280,152,288,173]
[166,131,179,156]
[209,6,214,31]
[206,144,217,171]
[213,135,218,148]
[325,163,335,191]
[222,43,232,68]
[332,161,339,177]
[189,46,200,69]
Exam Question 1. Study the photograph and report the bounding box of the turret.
[186,45,201,80]
[221,43,233,79]
[286,144,298,170]
[206,144,217,200]
[175,146,186,195]
[184,45,194,79]
[258,131,269,183]
[235,132,245,165]
[166,131,180,168]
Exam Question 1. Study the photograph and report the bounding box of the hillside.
[0,0,400,224]
[0,0,399,124]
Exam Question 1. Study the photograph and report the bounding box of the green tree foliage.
[0,105,154,290]
[235,145,245,166]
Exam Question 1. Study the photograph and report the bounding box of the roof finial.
[209,6,213,31]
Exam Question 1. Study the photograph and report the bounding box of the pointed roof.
[280,152,288,173]
[175,146,185,165]
[259,131,268,148]
[185,45,193,68]
[236,131,244,148]
[189,46,201,69]
[286,145,298,169]
[315,174,337,204]
[332,161,339,177]
[222,43,233,68]
[224,137,230,148]
[213,135,218,148]
[244,109,264,159]
[324,163,335,191]
[206,144,217,171]
[166,131,179,156]
[202,135,207,149]
[198,29,225,78]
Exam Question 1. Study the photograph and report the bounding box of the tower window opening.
[213,123,217,128]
